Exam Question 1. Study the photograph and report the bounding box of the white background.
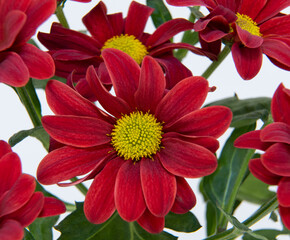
[0,0,289,239]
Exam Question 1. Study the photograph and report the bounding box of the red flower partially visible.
[167,0,290,80]
[235,83,290,229]
[0,0,56,87]
[38,0,215,96]
[0,140,66,240]
[37,49,232,233]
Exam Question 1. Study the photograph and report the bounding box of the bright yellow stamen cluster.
[236,13,262,36]
[111,111,163,161]
[101,34,148,64]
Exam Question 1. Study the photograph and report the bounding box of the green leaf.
[189,6,204,19]
[28,216,59,240]
[146,0,172,28]
[32,75,66,89]
[206,96,271,128]
[206,201,217,236]
[165,211,201,233]
[9,126,49,151]
[203,124,256,229]
[24,229,36,240]
[26,79,42,115]
[243,229,290,240]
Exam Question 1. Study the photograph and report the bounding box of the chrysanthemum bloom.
[235,83,290,229]
[166,0,290,80]
[0,0,56,87]
[37,48,232,233]
[38,0,215,93]
[0,140,66,240]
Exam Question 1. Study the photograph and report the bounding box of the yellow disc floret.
[111,111,163,161]
[236,13,262,36]
[101,34,148,64]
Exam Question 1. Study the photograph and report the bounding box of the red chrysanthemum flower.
[0,140,66,240]
[37,48,232,233]
[166,0,290,80]
[235,83,290,229]
[0,0,56,87]
[38,0,215,95]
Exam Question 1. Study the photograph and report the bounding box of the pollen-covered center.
[111,111,163,161]
[236,13,262,36]
[101,34,148,64]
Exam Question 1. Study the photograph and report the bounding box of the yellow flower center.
[236,13,262,36]
[101,34,148,64]
[111,111,163,161]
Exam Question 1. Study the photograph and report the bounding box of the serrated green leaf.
[146,0,172,28]
[165,211,201,233]
[9,126,49,151]
[28,216,59,240]
[24,229,36,240]
[243,229,290,240]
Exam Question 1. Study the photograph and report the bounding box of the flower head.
[235,83,290,229]
[0,140,66,240]
[37,48,232,233]
[0,0,56,87]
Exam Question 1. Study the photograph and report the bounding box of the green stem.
[64,202,76,212]
[55,5,69,28]
[71,177,88,195]
[202,45,231,79]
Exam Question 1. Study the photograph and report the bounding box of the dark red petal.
[0,152,22,196]
[86,66,131,118]
[141,157,176,217]
[146,19,194,48]
[42,115,112,148]
[261,122,290,144]
[238,0,266,20]
[0,219,23,240]
[165,106,232,138]
[115,161,146,221]
[0,174,35,218]
[199,37,221,57]
[260,15,290,36]
[0,52,29,87]
[0,140,12,157]
[231,43,262,80]
[277,177,290,207]
[84,157,124,224]
[107,13,123,36]
[235,24,263,48]
[135,56,166,112]
[262,143,290,177]
[271,83,290,125]
[249,158,281,185]
[125,1,154,38]
[137,209,165,234]
[166,0,217,9]
[279,205,290,230]
[158,138,217,178]
[171,177,196,214]
[38,197,66,217]
[37,145,111,185]
[156,76,209,126]
[102,49,140,107]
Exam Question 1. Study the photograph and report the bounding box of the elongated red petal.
[238,0,266,20]
[159,138,217,178]
[249,158,281,185]
[42,115,112,148]
[141,157,176,217]
[38,197,66,217]
[260,15,290,36]
[235,24,263,48]
[0,140,12,157]
[279,205,290,230]
[137,209,165,234]
[277,177,290,207]
[0,219,23,240]
[156,76,208,126]
[262,143,290,177]
[84,157,124,224]
[166,0,217,9]
[115,160,146,221]
[261,122,290,144]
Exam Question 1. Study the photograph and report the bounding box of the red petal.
[0,174,35,217]
[0,52,29,87]
[171,177,196,214]
[277,177,290,207]
[38,197,66,217]
[135,56,166,112]
[166,0,217,9]
[141,157,176,217]
[42,115,112,148]
[0,152,22,196]
[262,143,290,177]
[235,24,263,48]
[261,122,290,144]
[115,161,146,221]
[156,76,209,126]
[84,157,124,224]
[158,138,217,178]
[37,145,111,185]
[107,13,123,36]
[165,106,232,138]
[137,209,165,234]
[0,219,23,240]
[125,1,154,38]
[0,140,12,157]
[102,49,140,107]
[279,205,290,230]
[249,158,281,185]
[238,0,266,20]
[260,15,290,36]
